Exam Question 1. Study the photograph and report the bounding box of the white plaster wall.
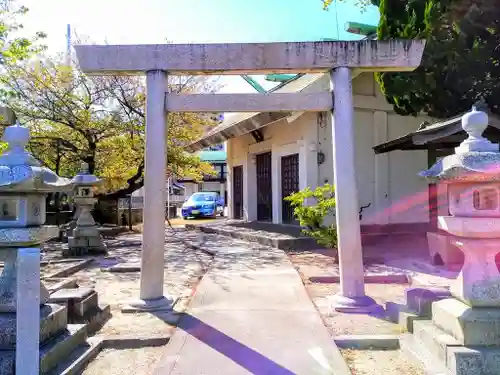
[228,72,431,226]
[199,181,221,192]
[386,113,429,224]
[183,183,198,198]
[228,112,318,223]
[317,73,431,226]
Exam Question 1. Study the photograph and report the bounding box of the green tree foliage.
[0,0,46,65]
[322,0,373,10]
[0,59,217,198]
[376,0,500,118]
[323,0,500,118]
[285,184,338,251]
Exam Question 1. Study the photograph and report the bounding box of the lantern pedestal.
[0,122,90,375]
[408,105,500,375]
[65,164,106,257]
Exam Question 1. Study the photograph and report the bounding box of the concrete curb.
[120,297,181,314]
[45,259,94,279]
[310,274,410,284]
[185,223,317,251]
[57,339,103,375]
[57,336,171,375]
[102,336,170,349]
[101,264,141,273]
[46,278,79,293]
[41,258,88,265]
[334,334,400,350]
[183,240,217,255]
[105,241,142,248]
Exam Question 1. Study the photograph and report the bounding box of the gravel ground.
[288,250,426,374]
[341,349,424,375]
[70,231,213,338]
[47,229,214,374]
[82,347,165,375]
[289,250,409,336]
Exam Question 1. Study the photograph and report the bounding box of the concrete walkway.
[153,233,348,375]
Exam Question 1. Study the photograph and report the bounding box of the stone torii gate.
[75,40,425,312]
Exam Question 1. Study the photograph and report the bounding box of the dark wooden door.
[232,165,243,219]
[256,152,273,221]
[281,153,299,224]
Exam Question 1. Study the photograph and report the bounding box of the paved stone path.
[153,230,347,375]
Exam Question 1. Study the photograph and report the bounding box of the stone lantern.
[66,162,106,256]
[0,122,85,374]
[0,122,73,311]
[418,105,500,374]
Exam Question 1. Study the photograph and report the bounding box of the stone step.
[40,324,87,375]
[49,288,99,319]
[399,333,452,375]
[385,302,425,333]
[0,304,67,350]
[432,298,500,346]
[189,223,415,250]
[385,287,451,334]
[0,323,87,375]
[411,319,500,375]
[405,287,451,316]
[446,346,500,375]
[46,340,100,375]
[412,320,461,364]
[76,304,111,335]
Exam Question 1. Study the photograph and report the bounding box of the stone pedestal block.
[49,288,96,320]
[450,238,500,307]
[433,298,500,346]
[0,323,87,375]
[0,247,51,312]
[426,232,464,265]
[410,318,500,375]
[66,228,106,256]
[0,304,66,349]
[48,287,110,335]
[405,287,451,316]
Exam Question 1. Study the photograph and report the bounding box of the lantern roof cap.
[70,162,101,186]
[0,122,72,192]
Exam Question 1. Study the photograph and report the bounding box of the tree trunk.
[99,159,145,201]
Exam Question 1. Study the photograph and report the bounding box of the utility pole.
[65,24,72,66]
[166,177,171,219]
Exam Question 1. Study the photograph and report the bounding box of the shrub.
[284,184,337,250]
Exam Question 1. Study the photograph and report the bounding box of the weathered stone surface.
[105,264,141,273]
[166,92,333,113]
[426,232,463,265]
[75,40,426,76]
[400,333,451,375]
[433,298,500,346]
[74,291,98,318]
[49,288,94,302]
[412,320,460,363]
[405,287,451,316]
[39,323,87,375]
[0,304,67,349]
[446,346,500,375]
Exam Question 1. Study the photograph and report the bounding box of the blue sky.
[20,0,379,92]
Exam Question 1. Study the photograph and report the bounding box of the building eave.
[186,70,367,152]
[373,112,500,154]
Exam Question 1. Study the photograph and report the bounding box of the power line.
[334,0,340,39]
